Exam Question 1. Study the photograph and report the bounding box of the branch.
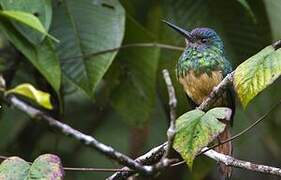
[107,71,281,179]
[61,43,184,61]
[6,96,153,176]
[108,71,234,179]
[202,148,281,176]
[159,69,177,161]
[107,143,167,180]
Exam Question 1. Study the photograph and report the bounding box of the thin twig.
[0,155,8,160]
[146,70,179,173]
[0,154,133,173]
[61,43,184,61]
[161,69,177,159]
[6,96,153,176]
[201,99,281,155]
[63,167,133,172]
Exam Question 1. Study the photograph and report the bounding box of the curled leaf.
[6,83,53,110]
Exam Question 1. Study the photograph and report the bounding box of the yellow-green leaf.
[6,83,53,110]
[0,10,58,42]
[234,45,281,108]
[173,108,230,168]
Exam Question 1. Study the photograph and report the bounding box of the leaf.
[234,45,281,108]
[110,16,160,126]
[0,0,52,44]
[0,157,30,179]
[0,21,61,92]
[0,10,58,42]
[7,83,53,110]
[0,154,64,180]
[28,154,64,179]
[51,0,125,96]
[173,108,229,168]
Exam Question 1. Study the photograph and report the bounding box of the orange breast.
[178,70,223,105]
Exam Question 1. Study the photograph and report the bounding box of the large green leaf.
[0,157,30,179]
[51,0,125,96]
[7,83,53,110]
[173,108,230,168]
[110,17,160,126]
[0,22,61,92]
[0,154,64,179]
[234,45,281,108]
[0,0,53,44]
[0,10,57,42]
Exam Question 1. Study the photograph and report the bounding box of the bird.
[163,20,235,180]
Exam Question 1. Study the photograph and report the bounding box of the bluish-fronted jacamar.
[163,20,235,180]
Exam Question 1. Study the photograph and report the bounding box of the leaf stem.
[61,43,184,61]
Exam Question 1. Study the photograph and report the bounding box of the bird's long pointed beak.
[162,20,193,42]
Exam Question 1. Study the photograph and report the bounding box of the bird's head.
[163,20,224,52]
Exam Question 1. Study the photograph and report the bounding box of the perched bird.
[163,20,235,180]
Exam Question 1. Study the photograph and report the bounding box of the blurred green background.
[0,0,281,179]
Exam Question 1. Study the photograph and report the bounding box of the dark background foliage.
[0,0,281,179]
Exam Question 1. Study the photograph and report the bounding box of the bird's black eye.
[200,38,208,43]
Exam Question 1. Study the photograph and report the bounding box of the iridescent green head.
[163,20,232,77]
[162,20,224,53]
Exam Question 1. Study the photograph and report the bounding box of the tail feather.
[215,126,232,180]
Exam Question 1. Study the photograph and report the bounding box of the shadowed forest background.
[0,0,281,179]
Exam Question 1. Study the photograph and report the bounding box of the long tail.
[215,125,232,180]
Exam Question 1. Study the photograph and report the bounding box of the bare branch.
[63,167,132,172]
[107,71,281,179]
[107,143,167,180]
[202,148,281,176]
[6,96,153,176]
[161,69,177,159]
